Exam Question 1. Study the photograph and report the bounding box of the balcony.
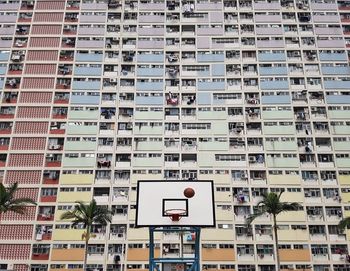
[202,248,235,261]
[127,248,160,261]
[279,249,311,262]
[62,156,95,168]
[277,210,306,222]
[57,191,92,203]
[278,229,309,241]
[52,228,85,241]
[262,110,293,119]
[40,194,57,203]
[59,173,94,185]
[72,80,100,90]
[336,158,350,168]
[202,229,234,241]
[74,66,102,76]
[68,110,99,120]
[258,52,286,62]
[197,53,225,62]
[65,141,97,151]
[67,124,98,135]
[75,53,103,62]
[319,52,347,61]
[51,248,85,261]
[263,125,295,135]
[260,80,289,90]
[268,174,300,185]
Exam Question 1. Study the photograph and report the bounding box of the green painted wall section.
[65,141,97,151]
[67,125,98,135]
[68,110,99,120]
[329,110,350,119]
[198,141,229,151]
[133,157,163,167]
[334,142,350,151]
[134,126,163,135]
[263,125,295,135]
[62,157,96,167]
[136,141,163,151]
[266,157,299,168]
[265,141,297,151]
[197,111,227,120]
[134,111,163,120]
[336,158,350,168]
[262,110,293,120]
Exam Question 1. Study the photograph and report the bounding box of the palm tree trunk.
[84,226,90,271]
[273,215,280,271]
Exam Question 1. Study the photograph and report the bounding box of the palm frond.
[8,183,19,197]
[278,190,284,199]
[0,182,36,215]
[6,205,26,214]
[10,197,37,206]
[338,217,350,231]
[60,200,112,230]
[279,202,302,212]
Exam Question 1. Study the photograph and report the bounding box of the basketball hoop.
[175,263,185,271]
[164,209,187,221]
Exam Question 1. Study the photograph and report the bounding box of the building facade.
[0,0,350,271]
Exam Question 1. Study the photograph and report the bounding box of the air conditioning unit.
[110,78,117,83]
[97,154,105,158]
[287,265,294,269]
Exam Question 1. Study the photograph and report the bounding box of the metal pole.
[149,227,154,271]
[194,228,201,271]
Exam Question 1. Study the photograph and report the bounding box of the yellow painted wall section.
[268,175,301,185]
[280,192,304,203]
[277,211,305,222]
[129,209,136,221]
[127,248,160,261]
[57,191,92,203]
[339,175,350,185]
[345,210,350,218]
[198,174,230,184]
[216,209,234,221]
[347,229,350,241]
[131,174,162,184]
[60,174,94,185]
[130,190,137,202]
[52,228,86,241]
[51,248,85,261]
[214,191,231,202]
[202,248,235,261]
[202,229,234,241]
[341,192,350,203]
[128,228,161,240]
[279,249,311,262]
[277,229,309,241]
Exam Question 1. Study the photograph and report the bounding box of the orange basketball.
[184,187,195,198]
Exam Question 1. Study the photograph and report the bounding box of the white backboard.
[136,181,215,227]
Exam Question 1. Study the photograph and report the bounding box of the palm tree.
[338,216,350,231]
[60,199,112,269]
[246,192,302,271]
[0,182,36,215]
